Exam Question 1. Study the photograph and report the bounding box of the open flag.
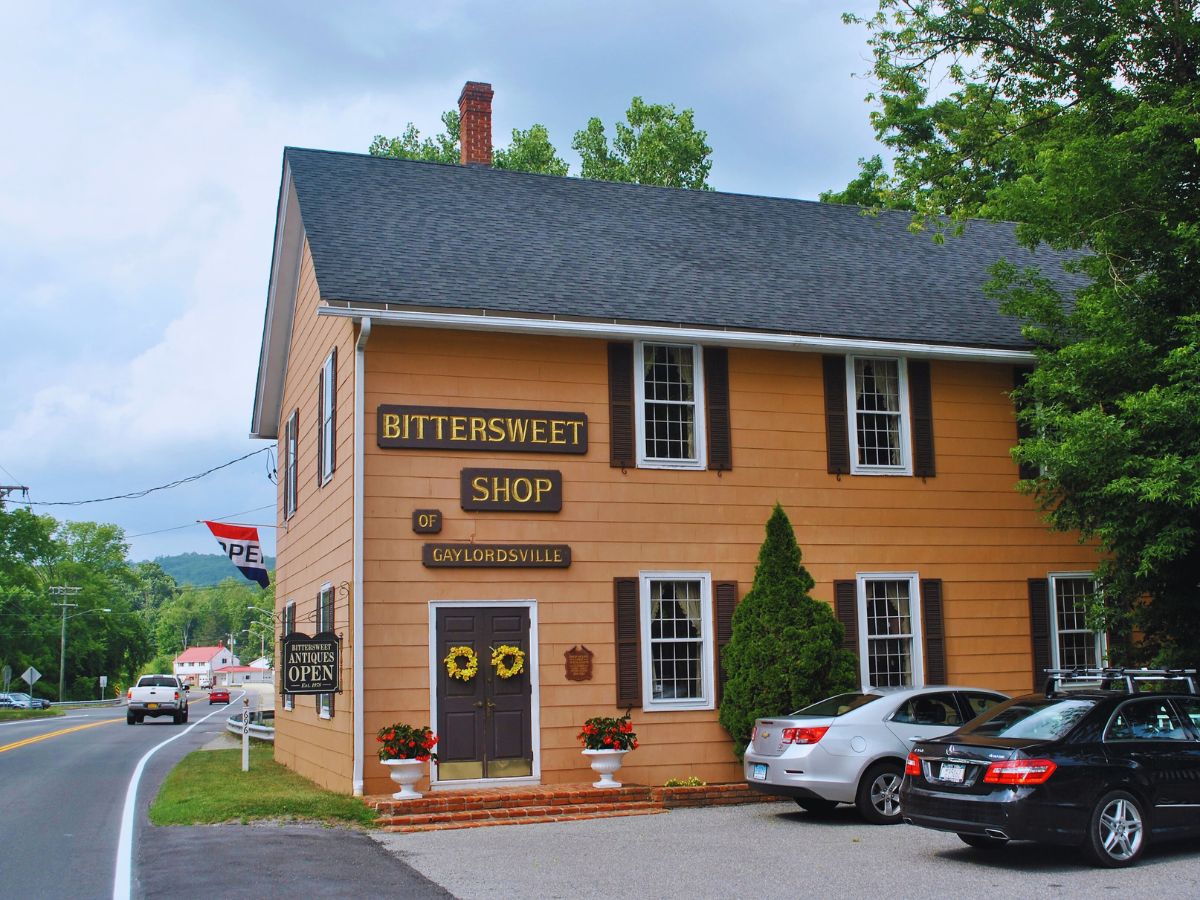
[203,520,270,588]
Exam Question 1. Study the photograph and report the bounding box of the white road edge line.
[112,690,246,900]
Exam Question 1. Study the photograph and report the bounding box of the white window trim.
[855,572,924,689]
[1048,572,1107,669]
[634,341,707,470]
[317,583,334,719]
[639,571,715,712]
[846,355,913,476]
[282,600,295,711]
[284,409,298,518]
[319,350,335,485]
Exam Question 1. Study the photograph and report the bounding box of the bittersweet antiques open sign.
[280,632,340,694]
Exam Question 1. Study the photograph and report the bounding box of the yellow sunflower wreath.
[444,645,479,681]
[490,644,526,679]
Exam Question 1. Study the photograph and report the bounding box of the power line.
[127,504,276,538]
[19,448,272,507]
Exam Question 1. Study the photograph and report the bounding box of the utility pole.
[50,586,82,701]
[0,485,30,510]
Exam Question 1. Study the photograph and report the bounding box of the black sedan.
[900,677,1200,867]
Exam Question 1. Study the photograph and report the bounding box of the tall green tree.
[843,1,1200,664]
[370,110,569,175]
[719,505,858,757]
[572,97,712,189]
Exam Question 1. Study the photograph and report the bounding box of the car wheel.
[126,713,136,725]
[182,707,189,723]
[795,797,839,815]
[958,832,1008,849]
[856,760,904,824]
[1083,790,1146,868]
[173,710,183,724]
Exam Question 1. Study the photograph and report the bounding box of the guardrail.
[51,698,124,708]
[226,709,275,742]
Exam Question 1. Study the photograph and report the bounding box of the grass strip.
[0,708,64,721]
[150,744,377,827]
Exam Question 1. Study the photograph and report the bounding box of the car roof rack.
[1043,667,1198,697]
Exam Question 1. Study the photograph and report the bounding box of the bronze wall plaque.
[422,543,571,568]
[564,645,594,681]
[460,468,562,512]
[378,405,587,453]
[412,509,443,533]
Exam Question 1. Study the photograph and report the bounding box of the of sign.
[564,645,594,682]
[280,632,340,694]
[460,468,562,512]
[21,667,40,687]
[412,509,443,533]
[378,405,587,454]
[422,543,571,568]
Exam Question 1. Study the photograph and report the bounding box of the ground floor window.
[1050,574,1104,668]
[640,573,713,711]
[316,584,334,719]
[282,600,295,712]
[856,573,923,688]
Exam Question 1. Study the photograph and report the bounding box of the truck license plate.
[752,764,767,781]
[940,763,965,783]
[147,703,158,709]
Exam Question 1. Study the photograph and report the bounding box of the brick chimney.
[458,81,494,166]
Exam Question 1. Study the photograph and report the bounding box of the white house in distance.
[173,642,238,687]
[215,663,274,686]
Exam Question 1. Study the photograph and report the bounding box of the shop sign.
[422,543,571,568]
[280,631,340,694]
[461,468,562,512]
[378,405,587,454]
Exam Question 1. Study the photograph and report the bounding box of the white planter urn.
[381,757,425,800]
[582,748,628,788]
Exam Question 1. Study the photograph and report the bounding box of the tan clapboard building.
[250,82,1100,796]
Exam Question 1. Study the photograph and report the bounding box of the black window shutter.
[1028,578,1052,691]
[714,580,738,704]
[823,356,851,474]
[329,346,337,475]
[909,360,936,478]
[834,580,859,688]
[315,366,324,487]
[614,577,641,707]
[608,343,636,468]
[921,579,947,685]
[704,347,733,471]
[1013,366,1039,480]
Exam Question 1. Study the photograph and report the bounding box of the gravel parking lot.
[375,801,1200,899]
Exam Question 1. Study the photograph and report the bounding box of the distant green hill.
[154,552,276,587]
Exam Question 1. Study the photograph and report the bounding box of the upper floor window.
[847,356,911,475]
[635,342,706,469]
[640,572,714,711]
[856,573,924,688]
[1050,574,1105,668]
[317,348,336,485]
[284,409,298,519]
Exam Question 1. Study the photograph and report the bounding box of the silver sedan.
[744,685,1008,824]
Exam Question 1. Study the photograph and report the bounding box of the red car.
[209,688,231,704]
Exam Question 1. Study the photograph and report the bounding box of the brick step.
[368,785,653,817]
[378,799,663,828]
[383,803,668,833]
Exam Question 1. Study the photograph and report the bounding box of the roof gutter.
[351,315,371,797]
[316,305,1034,363]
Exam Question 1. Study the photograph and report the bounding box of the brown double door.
[436,606,533,781]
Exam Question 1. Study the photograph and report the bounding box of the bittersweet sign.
[377,405,587,453]
[280,632,340,694]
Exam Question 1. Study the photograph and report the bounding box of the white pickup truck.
[126,674,189,725]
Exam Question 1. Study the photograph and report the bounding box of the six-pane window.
[282,600,295,711]
[1050,575,1104,668]
[848,356,910,473]
[857,574,923,688]
[637,343,705,467]
[641,574,713,709]
[316,584,334,718]
[284,410,298,519]
[319,351,335,483]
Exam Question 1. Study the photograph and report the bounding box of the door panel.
[436,605,532,780]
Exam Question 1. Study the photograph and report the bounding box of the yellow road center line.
[0,717,121,754]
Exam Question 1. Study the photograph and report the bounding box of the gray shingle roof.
[284,147,1083,350]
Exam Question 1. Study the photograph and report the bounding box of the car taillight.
[174,692,180,700]
[127,690,132,700]
[751,725,758,742]
[782,726,828,745]
[905,753,921,776]
[983,758,1057,785]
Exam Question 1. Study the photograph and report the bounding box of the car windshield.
[958,696,1096,741]
[789,693,882,717]
[137,676,178,687]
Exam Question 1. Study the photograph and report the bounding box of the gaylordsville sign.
[281,632,340,694]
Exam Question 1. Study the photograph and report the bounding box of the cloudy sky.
[0,0,884,562]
